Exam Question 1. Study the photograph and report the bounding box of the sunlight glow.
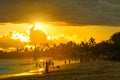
[38,68,44,72]
[33,23,53,41]
[26,30,30,36]
[24,45,35,50]
[11,31,30,42]
[34,23,42,30]
[34,23,48,34]
[39,59,44,62]
[14,72,34,76]
[29,68,44,73]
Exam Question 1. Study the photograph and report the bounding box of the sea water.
[0,59,39,76]
[0,59,78,77]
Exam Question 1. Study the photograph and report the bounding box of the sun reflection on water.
[39,59,44,62]
[29,68,44,73]
[0,68,44,79]
[14,72,34,76]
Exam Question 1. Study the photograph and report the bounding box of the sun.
[33,23,49,36]
[34,23,42,30]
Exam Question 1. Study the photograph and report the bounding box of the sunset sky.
[0,0,120,48]
[0,23,120,43]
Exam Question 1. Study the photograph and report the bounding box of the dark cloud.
[0,0,120,26]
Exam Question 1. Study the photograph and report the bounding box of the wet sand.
[1,60,120,80]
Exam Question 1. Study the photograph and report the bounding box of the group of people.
[45,60,54,73]
[35,59,75,73]
[64,60,72,64]
[35,60,54,73]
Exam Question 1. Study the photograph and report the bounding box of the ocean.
[0,59,39,76]
[0,59,69,75]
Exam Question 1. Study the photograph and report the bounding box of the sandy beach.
[0,60,120,80]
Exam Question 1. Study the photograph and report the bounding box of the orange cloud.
[29,24,48,44]
[0,23,80,48]
[0,33,25,48]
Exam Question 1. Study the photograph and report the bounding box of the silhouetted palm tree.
[110,32,120,45]
[88,37,96,47]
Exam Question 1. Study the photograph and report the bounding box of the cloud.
[28,24,68,44]
[0,24,49,48]
[87,0,120,26]
[0,24,74,48]
[0,0,120,26]
[29,25,48,44]
[0,32,25,48]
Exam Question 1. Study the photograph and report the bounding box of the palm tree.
[110,32,120,45]
[88,37,96,47]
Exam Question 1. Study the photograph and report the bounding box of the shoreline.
[0,68,44,79]
[0,62,66,79]
[0,59,79,77]
[1,60,120,80]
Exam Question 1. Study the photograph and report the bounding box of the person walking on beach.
[52,61,54,67]
[36,62,38,67]
[65,60,66,64]
[45,61,49,73]
[69,60,71,64]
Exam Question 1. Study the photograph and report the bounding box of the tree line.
[0,32,120,61]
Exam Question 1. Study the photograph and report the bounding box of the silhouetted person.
[69,60,71,64]
[56,65,60,68]
[36,62,38,67]
[52,61,54,67]
[45,61,49,73]
[65,60,66,64]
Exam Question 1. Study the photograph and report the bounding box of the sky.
[0,0,120,49]
[0,0,120,25]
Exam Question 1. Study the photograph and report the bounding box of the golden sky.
[0,23,120,44]
[0,0,119,50]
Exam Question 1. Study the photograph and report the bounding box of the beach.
[1,60,120,80]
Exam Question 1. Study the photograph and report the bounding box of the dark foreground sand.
[1,60,120,80]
